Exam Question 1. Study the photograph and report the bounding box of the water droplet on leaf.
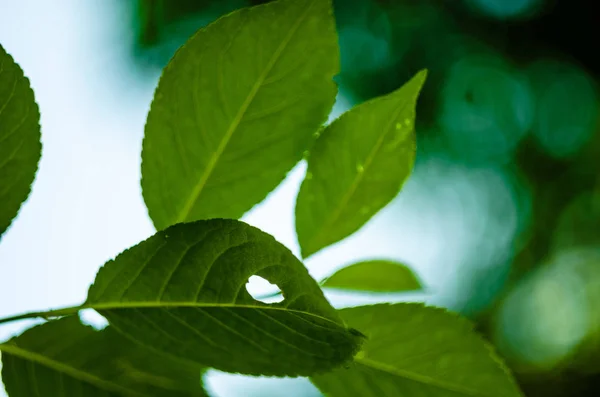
[356,164,364,173]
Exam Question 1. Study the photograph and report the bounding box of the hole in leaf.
[246,275,284,303]
[79,309,108,330]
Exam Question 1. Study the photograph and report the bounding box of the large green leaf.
[295,71,427,258]
[85,219,364,377]
[311,304,523,397]
[0,44,41,238]
[321,260,422,293]
[142,0,339,230]
[0,316,207,396]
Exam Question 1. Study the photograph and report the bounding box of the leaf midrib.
[304,94,415,256]
[83,301,345,331]
[175,0,316,224]
[355,356,498,397]
[0,344,146,397]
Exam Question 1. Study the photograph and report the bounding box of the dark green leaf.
[321,260,422,293]
[0,44,41,238]
[86,219,363,377]
[142,0,339,230]
[0,316,207,396]
[295,71,427,258]
[311,304,523,397]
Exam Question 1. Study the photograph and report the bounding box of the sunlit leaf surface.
[296,71,426,257]
[142,0,339,230]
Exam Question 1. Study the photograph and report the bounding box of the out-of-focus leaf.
[527,60,598,159]
[553,191,600,251]
[321,260,422,293]
[493,248,600,375]
[312,304,523,397]
[0,316,208,396]
[86,219,364,377]
[295,70,426,258]
[142,0,339,230]
[0,44,41,238]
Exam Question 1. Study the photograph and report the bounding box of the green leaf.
[321,260,422,293]
[0,316,208,396]
[295,70,427,258]
[85,219,364,377]
[0,44,41,238]
[142,0,339,230]
[311,304,523,397]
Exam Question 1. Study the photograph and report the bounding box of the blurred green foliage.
[130,0,599,395]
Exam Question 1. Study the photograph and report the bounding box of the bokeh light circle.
[465,0,545,20]
[526,60,599,159]
[439,54,535,164]
[493,248,600,372]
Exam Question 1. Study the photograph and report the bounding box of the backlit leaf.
[86,219,364,377]
[321,260,422,293]
[142,0,339,230]
[295,70,427,258]
[311,304,523,397]
[0,44,41,238]
[0,316,208,396]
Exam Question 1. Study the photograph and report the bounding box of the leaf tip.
[411,69,428,92]
[298,238,319,260]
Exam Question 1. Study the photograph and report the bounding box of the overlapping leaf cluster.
[0,0,523,396]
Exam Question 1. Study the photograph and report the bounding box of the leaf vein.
[305,98,414,252]
[355,358,491,397]
[0,344,145,396]
[195,307,269,353]
[255,308,330,347]
[0,104,31,145]
[155,239,206,301]
[0,73,18,115]
[174,0,316,224]
[0,135,26,170]
[160,308,220,348]
[192,240,254,301]
[223,307,326,358]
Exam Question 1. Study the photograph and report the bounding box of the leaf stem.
[0,305,82,326]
